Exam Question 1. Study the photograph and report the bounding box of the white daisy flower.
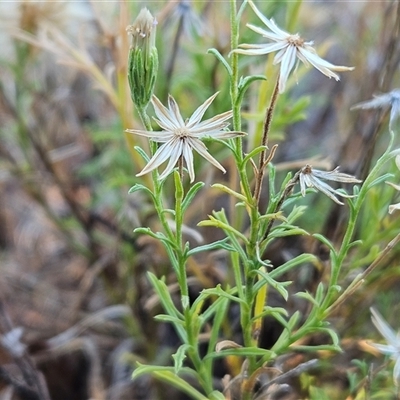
[126,92,245,182]
[233,0,354,93]
[370,307,400,386]
[299,165,362,205]
[351,89,400,131]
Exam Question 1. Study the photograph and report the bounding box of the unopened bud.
[127,8,158,109]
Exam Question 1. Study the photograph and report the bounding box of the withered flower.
[299,165,361,205]
[233,0,354,93]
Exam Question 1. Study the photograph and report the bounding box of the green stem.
[136,105,152,131]
[230,0,240,133]
[134,55,215,400]
[320,131,395,315]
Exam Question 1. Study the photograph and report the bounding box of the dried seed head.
[127,8,158,109]
[127,8,157,56]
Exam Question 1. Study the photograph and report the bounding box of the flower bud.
[126,8,158,109]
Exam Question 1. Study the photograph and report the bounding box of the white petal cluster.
[299,165,361,205]
[234,0,354,93]
[126,93,245,182]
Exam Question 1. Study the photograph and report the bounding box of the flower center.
[175,128,190,139]
[302,165,313,175]
[287,34,304,47]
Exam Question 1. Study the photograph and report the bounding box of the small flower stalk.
[127,8,158,109]
[370,307,400,386]
[233,0,354,92]
[126,92,245,182]
[299,165,362,205]
[351,89,400,131]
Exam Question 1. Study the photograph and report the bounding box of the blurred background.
[0,1,400,399]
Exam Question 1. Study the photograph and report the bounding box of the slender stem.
[230,0,240,133]
[254,75,280,206]
[178,156,184,182]
[136,105,152,131]
[325,232,400,316]
[229,0,258,386]
[320,131,395,314]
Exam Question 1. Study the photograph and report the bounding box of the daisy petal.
[248,0,290,37]
[125,128,173,142]
[246,24,283,42]
[182,141,195,182]
[158,138,183,180]
[191,111,233,135]
[187,92,219,127]
[137,140,175,176]
[299,173,307,197]
[279,45,297,93]
[167,95,186,126]
[308,176,345,205]
[238,41,288,55]
[189,138,226,174]
[351,93,393,111]
[312,167,362,183]
[151,95,180,129]
[371,308,398,346]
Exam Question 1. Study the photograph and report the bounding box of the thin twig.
[253,75,280,206]
[326,232,400,316]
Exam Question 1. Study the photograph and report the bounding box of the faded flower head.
[127,8,157,57]
[370,307,400,386]
[351,89,400,131]
[127,8,158,108]
[233,0,354,93]
[162,0,204,40]
[126,92,245,182]
[386,154,400,214]
[299,165,362,205]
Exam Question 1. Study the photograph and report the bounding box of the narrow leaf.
[207,48,232,75]
[182,182,205,213]
[270,253,317,279]
[237,74,267,107]
[172,344,191,374]
[212,183,247,202]
[132,364,208,400]
[134,145,151,163]
[187,238,235,256]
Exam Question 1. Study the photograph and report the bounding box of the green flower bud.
[126,8,158,109]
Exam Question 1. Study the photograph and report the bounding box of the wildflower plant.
[125,1,400,399]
